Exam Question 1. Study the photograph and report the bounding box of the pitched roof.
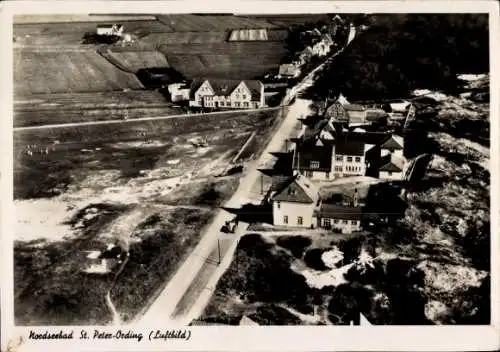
[190,78,262,101]
[344,104,366,112]
[325,102,349,122]
[379,154,405,172]
[272,174,319,204]
[365,109,389,122]
[292,144,333,172]
[335,139,365,156]
[381,135,404,150]
[319,204,363,221]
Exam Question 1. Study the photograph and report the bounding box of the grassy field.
[14,106,281,325]
[14,50,144,95]
[156,14,278,32]
[105,50,169,72]
[14,20,171,46]
[14,91,181,127]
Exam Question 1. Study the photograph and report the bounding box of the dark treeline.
[308,14,489,101]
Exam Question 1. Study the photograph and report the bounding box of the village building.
[278,63,301,78]
[311,34,334,57]
[292,142,334,180]
[343,104,367,125]
[365,108,389,125]
[167,82,191,102]
[297,46,314,65]
[378,153,407,180]
[189,79,265,109]
[316,203,363,233]
[381,134,404,158]
[96,24,124,36]
[333,139,367,177]
[270,174,320,228]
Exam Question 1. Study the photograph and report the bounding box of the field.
[13,20,171,46]
[14,91,181,127]
[14,50,144,95]
[159,41,288,80]
[14,108,282,325]
[156,14,278,32]
[104,50,169,72]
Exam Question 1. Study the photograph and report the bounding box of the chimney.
[353,188,359,207]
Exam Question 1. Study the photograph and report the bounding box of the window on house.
[347,156,353,162]
[236,94,239,99]
[336,155,343,161]
[244,102,249,107]
[351,220,357,225]
[283,215,288,224]
[242,95,246,99]
[326,173,330,179]
[310,161,320,169]
[343,220,348,224]
[297,216,303,225]
[333,219,339,224]
[388,172,393,176]
[236,102,240,107]
[277,201,280,209]
[355,157,361,162]
[323,219,331,228]
[335,166,342,172]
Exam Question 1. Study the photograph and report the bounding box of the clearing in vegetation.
[14,108,282,325]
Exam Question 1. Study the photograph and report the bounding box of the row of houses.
[262,95,411,233]
[167,78,266,109]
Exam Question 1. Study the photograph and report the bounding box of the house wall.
[320,217,361,233]
[191,80,214,107]
[332,154,366,176]
[273,201,316,228]
[379,170,403,180]
[347,110,366,123]
[300,170,332,181]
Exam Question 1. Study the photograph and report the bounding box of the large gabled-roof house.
[189,78,265,109]
[292,142,334,181]
[270,174,320,228]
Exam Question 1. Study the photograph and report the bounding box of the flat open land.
[14,108,282,325]
[159,42,289,80]
[14,91,182,128]
[14,49,144,95]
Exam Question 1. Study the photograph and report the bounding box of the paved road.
[13,105,282,132]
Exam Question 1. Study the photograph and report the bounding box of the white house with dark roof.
[189,79,265,109]
[316,204,363,233]
[381,135,404,158]
[270,174,320,228]
[379,153,407,180]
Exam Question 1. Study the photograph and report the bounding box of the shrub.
[304,248,329,271]
[276,236,312,258]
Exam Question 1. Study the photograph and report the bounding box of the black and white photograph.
[1,1,499,351]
